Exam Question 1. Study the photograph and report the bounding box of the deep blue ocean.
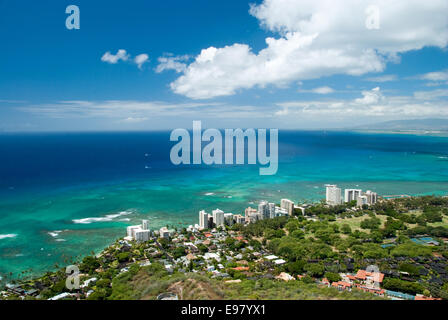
[0,130,448,280]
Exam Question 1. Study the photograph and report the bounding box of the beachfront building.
[280,199,294,216]
[258,201,269,220]
[245,207,257,223]
[357,195,368,207]
[212,209,225,228]
[275,206,289,217]
[135,229,151,242]
[126,225,141,239]
[186,224,200,233]
[249,212,260,223]
[234,214,245,225]
[126,220,153,242]
[159,227,174,239]
[224,213,234,226]
[365,190,378,204]
[326,184,342,206]
[199,210,209,229]
[344,189,362,203]
[268,202,276,219]
[295,204,311,216]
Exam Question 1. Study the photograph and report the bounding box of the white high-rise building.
[280,199,294,216]
[326,185,342,206]
[275,206,289,217]
[245,207,257,223]
[224,213,234,225]
[127,225,141,238]
[344,189,362,203]
[268,203,276,219]
[135,230,150,242]
[212,209,225,227]
[357,195,368,207]
[126,220,152,242]
[234,214,245,224]
[365,190,378,204]
[258,201,269,220]
[199,210,209,229]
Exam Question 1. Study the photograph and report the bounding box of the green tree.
[324,272,341,283]
[304,263,325,277]
[341,224,352,234]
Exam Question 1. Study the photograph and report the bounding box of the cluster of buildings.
[126,220,152,242]
[125,220,175,242]
[197,199,295,230]
[198,209,244,229]
[320,269,386,296]
[319,269,440,300]
[326,185,378,207]
[127,185,379,238]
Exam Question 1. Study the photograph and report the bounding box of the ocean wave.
[0,234,17,240]
[48,231,62,238]
[72,210,133,224]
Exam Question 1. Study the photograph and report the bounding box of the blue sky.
[0,0,448,131]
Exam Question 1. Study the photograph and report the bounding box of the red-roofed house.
[355,270,367,280]
[346,274,357,281]
[354,284,385,296]
[331,281,352,291]
[232,266,249,271]
[355,270,384,289]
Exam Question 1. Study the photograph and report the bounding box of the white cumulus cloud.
[101,49,130,64]
[167,0,448,99]
[101,50,150,69]
[134,54,149,69]
[155,55,190,73]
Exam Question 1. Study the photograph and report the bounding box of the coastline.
[2,194,448,300]
[346,129,448,138]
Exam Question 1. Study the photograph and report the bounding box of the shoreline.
[2,193,448,300]
[2,188,448,283]
[346,129,448,138]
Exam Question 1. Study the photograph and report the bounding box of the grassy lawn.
[332,215,388,233]
[428,216,448,228]
[332,210,448,232]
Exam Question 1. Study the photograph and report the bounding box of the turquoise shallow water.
[0,130,448,280]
